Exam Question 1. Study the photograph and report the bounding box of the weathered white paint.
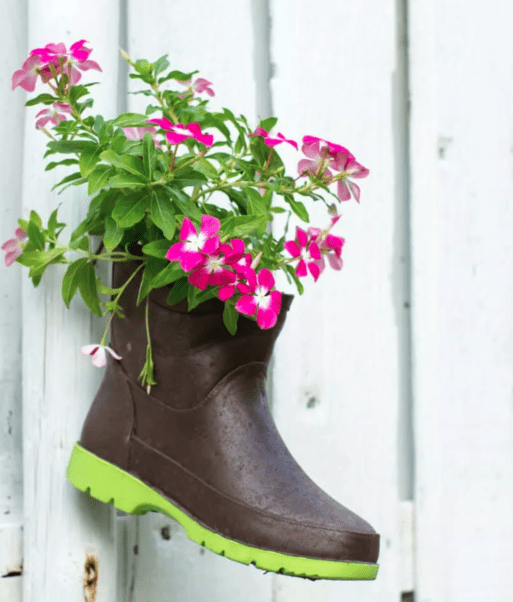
[0,2,28,600]
[19,5,123,601]
[409,1,513,601]
[270,0,402,600]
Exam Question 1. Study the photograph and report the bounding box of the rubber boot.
[66,259,380,580]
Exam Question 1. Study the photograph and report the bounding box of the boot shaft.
[110,260,293,409]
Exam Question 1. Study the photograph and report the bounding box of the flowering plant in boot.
[7,39,369,389]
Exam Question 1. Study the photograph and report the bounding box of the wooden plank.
[125,2,274,601]
[1,2,28,599]
[20,9,123,601]
[409,1,513,600]
[269,0,402,600]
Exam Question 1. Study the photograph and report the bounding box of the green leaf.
[45,158,79,171]
[284,263,304,295]
[166,277,188,305]
[187,283,201,311]
[246,187,268,215]
[151,262,184,288]
[221,215,267,237]
[111,113,150,127]
[223,302,239,335]
[167,187,203,221]
[100,150,146,177]
[137,257,168,304]
[142,239,172,258]
[62,258,88,307]
[108,173,147,189]
[284,195,310,222]
[142,132,156,180]
[48,140,98,154]
[188,287,219,310]
[25,93,57,107]
[150,190,176,239]
[258,116,278,132]
[27,221,45,251]
[78,261,103,317]
[69,85,89,104]
[153,54,170,75]
[79,148,102,177]
[88,165,113,195]
[29,210,43,229]
[104,216,124,250]
[112,195,148,228]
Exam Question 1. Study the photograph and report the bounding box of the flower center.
[206,256,224,273]
[185,232,206,252]
[255,287,270,308]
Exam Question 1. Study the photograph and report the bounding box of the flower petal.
[256,306,277,330]
[284,240,301,258]
[337,179,351,202]
[188,267,211,290]
[269,290,282,314]
[308,241,321,260]
[328,253,344,270]
[200,214,221,237]
[218,285,235,301]
[301,136,321,159]
[307,262,321,282]
[81,344,100,356]
[105,346,122,360]
[297,158,317,177]
[296,259,307,278]
[180,251,205,272]
[165,242,186,261]
[201,236,220,255]
[235,295,257,316]
[257,268,275,292]
[91,347,107,368]
[180,217,197,241]
[347,179,361,203]
[296,228,308,249]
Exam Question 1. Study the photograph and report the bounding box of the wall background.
[1,1,513,601]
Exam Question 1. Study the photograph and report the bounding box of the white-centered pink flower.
[307,216,345,273]
[35,102,72,129]
[187,238,246,291]
[2,227,28,267]
[235,268,282,330]
[284,227,322,282]
[123,126,162,149]
[11,55,43,92]
[30,40,102,85]
[81,344,122,368]
[166,215,221,271]
[178,77,215,97]
[249,127,298,150]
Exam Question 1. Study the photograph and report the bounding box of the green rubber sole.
[66,443,379,581]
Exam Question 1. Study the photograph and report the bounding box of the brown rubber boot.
[66,259,380,580]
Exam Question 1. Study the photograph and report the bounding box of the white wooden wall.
[1,1,513,601]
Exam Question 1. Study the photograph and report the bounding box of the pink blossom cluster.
[166,215,282,329]
[147,117,214,147]
[284,216,345,282]
[1,228,27,267]
[12,40,102,92]
[177,77,215,98]
[249,129,368,203]
[35,102,72,129]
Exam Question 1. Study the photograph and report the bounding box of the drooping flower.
[284,227,322,282]
[166,215,220,271]
[235,268,282,330]
[178,77,215,97]
[330,149,369,203]
[249,127,298,150]
[11,55,43,92]
[2,227,27,267]
[307,216,345,273]
[123,126,162,148]
[297,135,351,181]
[35,102,72,129]
[30,40,102,85]
[165,122,214,147]
[81,344,122,368]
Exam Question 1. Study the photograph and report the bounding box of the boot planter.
[8,39,380,582]
[66,260,380,581]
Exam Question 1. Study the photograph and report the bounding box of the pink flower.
[187,238,246,291]
[35,102,72,129]
[11,55,43,92]
[178,77,215,97]
[284,227,322,282]
[146,117,174,130]
[249,127,298,150]
[330,149,369,203]
[307,217,345,273]
[81,344,122,368]
[2,227,27,267]
[166,215,220,271]
[298,136,369,202]
[165,123,214,147]
[30,40,102,85]
[123,126,162,149]
[235,268,282,330]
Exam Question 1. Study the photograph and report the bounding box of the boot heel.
[66,442,153,515]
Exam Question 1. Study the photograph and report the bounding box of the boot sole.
[66,442,379,581]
